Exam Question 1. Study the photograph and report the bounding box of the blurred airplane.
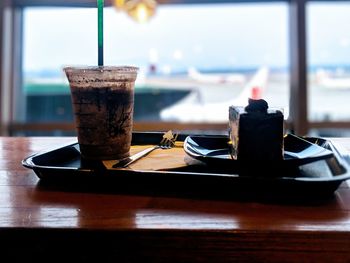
[188,67,246,84]
[161,66,269,122]
[315,69,350,89]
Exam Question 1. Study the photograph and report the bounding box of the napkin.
[103,142,200,171]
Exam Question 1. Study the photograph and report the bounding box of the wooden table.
[1,137,350,262]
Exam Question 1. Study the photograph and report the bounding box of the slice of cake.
[229,99,284,161]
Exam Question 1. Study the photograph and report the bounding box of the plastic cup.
[64,66,138,160]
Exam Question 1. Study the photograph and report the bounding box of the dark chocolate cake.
[229,99,284,161]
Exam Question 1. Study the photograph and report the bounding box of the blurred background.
[1,0,350,137]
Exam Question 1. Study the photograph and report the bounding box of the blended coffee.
[64,66,138,160]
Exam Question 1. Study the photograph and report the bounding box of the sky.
[23,2,350,75]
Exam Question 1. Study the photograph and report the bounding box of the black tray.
[22,132,350,199]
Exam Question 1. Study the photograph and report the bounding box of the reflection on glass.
[22,3,289,130]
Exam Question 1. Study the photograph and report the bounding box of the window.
[307,1,350,136]
[5,0,350,136]
[18,2,289,135]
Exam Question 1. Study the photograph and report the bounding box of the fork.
[113,130,178,168]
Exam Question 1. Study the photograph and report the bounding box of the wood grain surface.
[1,137,350,262]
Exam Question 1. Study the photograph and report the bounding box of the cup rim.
[63,66,139,73]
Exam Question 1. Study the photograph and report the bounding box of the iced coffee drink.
[64,66,138,160]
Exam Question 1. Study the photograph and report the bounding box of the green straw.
[97,0,104,66]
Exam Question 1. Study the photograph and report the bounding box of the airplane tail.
[188,67,201,79]
[232,66,269,106]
